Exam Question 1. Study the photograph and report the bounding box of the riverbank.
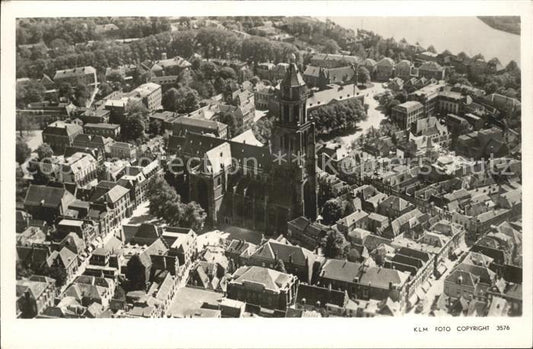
[478,16,520,35]
[331,16,520,66]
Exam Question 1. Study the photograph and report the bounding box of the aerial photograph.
[14,16,522,319]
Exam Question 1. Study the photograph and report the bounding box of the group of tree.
[146,175,207,231]
[280,17,356,51]
[252,112,275,144]
[16,80,46,108]
[17,17,171,48]
[16,139,32,164]
[56,81,91,107]
[162,86,201,113]
[320,197,355,226]
[119,103,150,143]
[309,98,368,136]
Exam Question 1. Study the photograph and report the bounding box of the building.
[23,185,76,223]
[418,61,446,80]
[84,123,121,139]
[306,83,364,111]
[172,117,228,138]
[172,58,318,234]
[81,109,110,124]
[117,167,148,208]
[361,58,377,76]
[127,82,162,112]
[394,60,414,80]
[309,53,360,69]
[226,266,298,311]
[408,83,444,117]
[438,90,470,115]
[109,142,137,160]
[89,181,132,229]
[150,54,191,77]
[287,216,329,251]
[149,111,178,131]
[72,134,114,161]
[391,101,425,130]
[254,83,276,110]
[336,209,369,234]
[357,266,410,302]
[53,66,97,89]
[42,121,84,154]
[376,57,395,82]
[248,239,317,283]
[16,276,57,318]
[410,116,451,149]
[318,259,362,297]
[303,66,355,88]
[59,152,99,187]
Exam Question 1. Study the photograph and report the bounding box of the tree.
[16,140,32,164]
[252,113,274,143]
[505,60,520,73]
[357,66,371,84]
[217,111,239,137]
[36,143,53,160]
[427,45,437,53]
[106,71,124,84]
[346,247,362,262]
[58,82,74,100]
[149,119,163,135]
[74,82,90,107]
[323,39,340,54]
[323,230,345,259]
[125,254,149,290]
[16,165,29,203]
[309,98,367,136]
[29,161,55,185]
[321,199,343,225]
[162,87,200,113]
[98,82,114,97]
[179,201,207,231]
[16,114,38,136]
[16,80,45,108]
[218,66,237,80]
[121,114,146,142]
[385,99,401,117]
[146,175,206,230]
[47,265,68,287]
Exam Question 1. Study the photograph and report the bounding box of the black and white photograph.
[1,1,532,348]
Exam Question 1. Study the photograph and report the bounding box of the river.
[331,17,520,66]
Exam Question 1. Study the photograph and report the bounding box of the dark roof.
[362,234,392,252]
[296,283,346,308]
[132,223,162,244]
[397,247,431,262]
[84,123,120,130]
[180,132,270,171]
[392,253,424,269]
[252,240,309,266]
[320,259,362,283]
[359,266,409,290]
[24,184,74,208]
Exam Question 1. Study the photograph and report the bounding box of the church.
[168,57,318,235]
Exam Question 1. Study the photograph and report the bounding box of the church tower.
[269,54,318,229]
